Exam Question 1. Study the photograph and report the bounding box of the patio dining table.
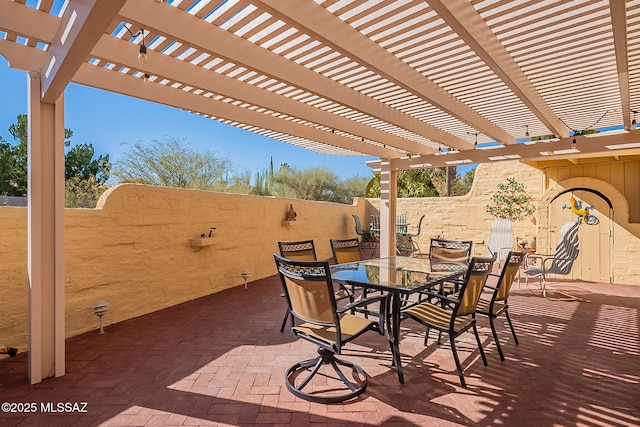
[331,256,466,384]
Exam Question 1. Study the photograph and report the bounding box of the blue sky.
[0,59,379,182]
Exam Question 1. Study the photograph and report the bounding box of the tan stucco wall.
[2,158,639,352]
[1,184,369,351]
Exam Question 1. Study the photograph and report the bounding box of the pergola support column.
[27,72,65,384]
[379,161,397,258]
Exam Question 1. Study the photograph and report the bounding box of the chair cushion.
[293,314,376,346]
[403,302,473,333]
[475,298,506,316]
[334,288,353,300]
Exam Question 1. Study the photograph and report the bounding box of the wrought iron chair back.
[429,238,473,263]
[330,238,362,264]
[278,240,317,262]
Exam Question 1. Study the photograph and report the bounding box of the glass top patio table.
[331,256,466,383]
[331,256,465,292]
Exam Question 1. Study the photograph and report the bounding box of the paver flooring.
[1,275,639,426]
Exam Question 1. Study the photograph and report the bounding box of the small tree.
[485,177,536,221]
[112,137,233,191]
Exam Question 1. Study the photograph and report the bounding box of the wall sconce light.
[241,270,250,289]
[93,300,108,334]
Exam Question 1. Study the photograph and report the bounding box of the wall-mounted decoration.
[285,204,297,221]
[563,196,599,225]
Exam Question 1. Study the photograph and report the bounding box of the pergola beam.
[367,131,640,171]
[73,63,400,159]
[253,0,513,145]
[40,0,126,103]
[91,36,432,157]
[119,1,471,152]
[426,0,568,139]
[0,0,59,44]
[610,0,631,129]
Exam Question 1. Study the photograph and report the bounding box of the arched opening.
[548,189,613,283]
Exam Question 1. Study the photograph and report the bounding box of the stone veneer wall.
[1,159,638,351]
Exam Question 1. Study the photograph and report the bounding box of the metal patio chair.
[278,240,353,332]
[428,237,473,296]
[274,254,385,403]
[401,255,495,388]
[474,251,525,361]
[524,221,580,300]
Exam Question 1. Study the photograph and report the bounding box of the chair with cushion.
[278,240,318,262]
[273,254,386,403]
[428,238,473,296]
[401,255,495,388]
[278,240,353,332]
[473,251,525,361]
[524,221,580,300]
[429,238,473,263]
[330,238,384,317]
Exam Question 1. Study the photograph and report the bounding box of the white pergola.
[1,0,639,383]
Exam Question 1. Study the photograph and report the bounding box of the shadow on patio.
[1,276,639,426]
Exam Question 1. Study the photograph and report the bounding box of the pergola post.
[27,72,66,384]
[379,161,397,258]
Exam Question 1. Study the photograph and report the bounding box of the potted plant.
[486,177,536,222]
[485,178,536,260]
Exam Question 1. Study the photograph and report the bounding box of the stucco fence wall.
[1,185,370,351]
[1,160,638,352]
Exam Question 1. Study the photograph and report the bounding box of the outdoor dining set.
[272,213,583,403]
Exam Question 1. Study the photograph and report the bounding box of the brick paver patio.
[1,275,639,426]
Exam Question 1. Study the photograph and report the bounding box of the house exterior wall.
[537,159,640,284]
[1,159,638,352]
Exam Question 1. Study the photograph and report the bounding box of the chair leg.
[449,333,466,388]
[280,307,292,333]
[504,310,519,345]
[285,349,368,403]
[489,315,505,361]
[473,323,488,367]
